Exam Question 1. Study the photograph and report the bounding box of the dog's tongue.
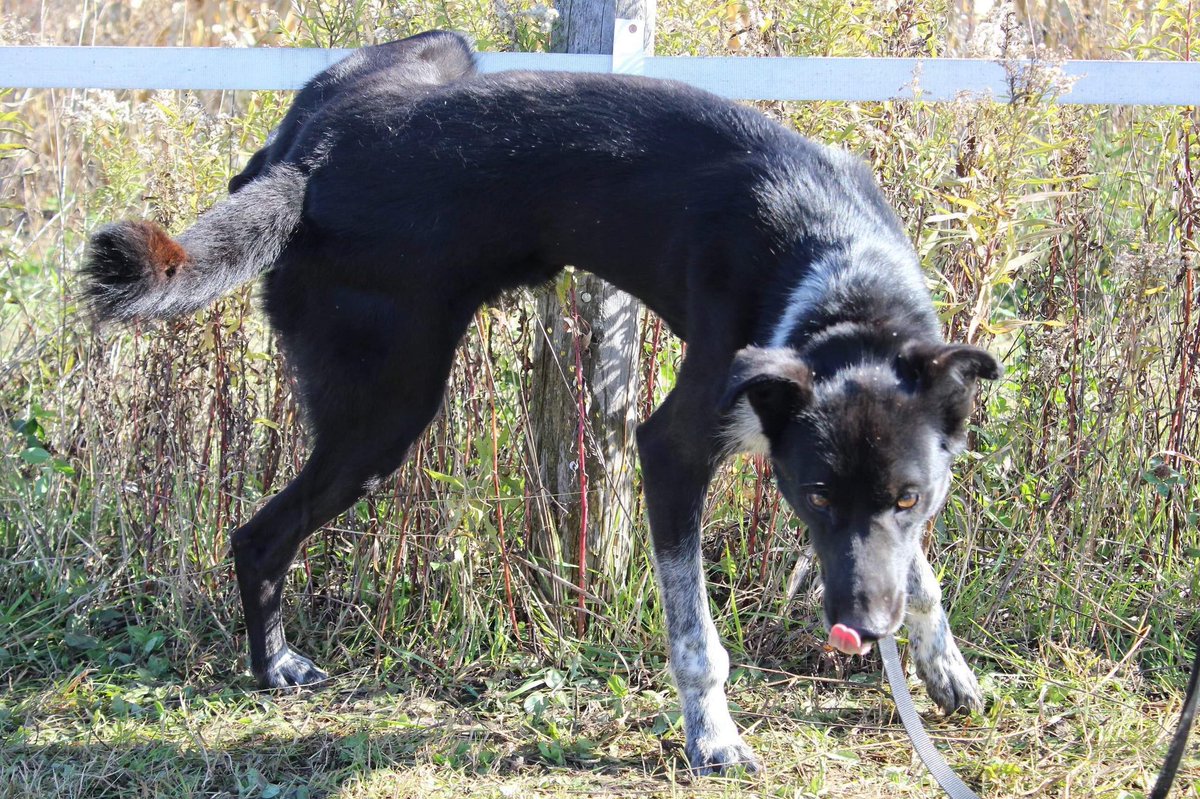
[829,623,872,656]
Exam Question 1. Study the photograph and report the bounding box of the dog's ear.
[720,347,813,440]
[898,342,1002,438]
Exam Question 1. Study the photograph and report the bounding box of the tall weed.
[0,0,1196,705]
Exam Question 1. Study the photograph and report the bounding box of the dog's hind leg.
[231,295,474,688]
[638,351,762,775]
[905,551,983,713]
[231,441,401,687]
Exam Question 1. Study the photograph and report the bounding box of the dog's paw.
[914,645,983,715]
[686,730,763,776]
[257,648,329,689]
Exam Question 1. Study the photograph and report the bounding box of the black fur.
[229,31,476,193]
[82,220,184,319]
[82,165,306,320]
[81,31,1000,774]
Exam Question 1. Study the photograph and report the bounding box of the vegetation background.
[1,0,1199,796]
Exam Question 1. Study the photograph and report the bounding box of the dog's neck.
[764,242,940,365]
[797,321,922,384]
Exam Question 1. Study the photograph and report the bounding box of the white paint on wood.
[1,45,1198,106]
[612,18,646,75]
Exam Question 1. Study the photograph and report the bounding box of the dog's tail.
[81,163,307,321]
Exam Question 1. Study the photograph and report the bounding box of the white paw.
[686,727,762,776]
[914,644,983,714]
[256,647,329,689]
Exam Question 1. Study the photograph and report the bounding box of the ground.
[3,643,1192,798]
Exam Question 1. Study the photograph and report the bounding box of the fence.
[2,19,1199,105]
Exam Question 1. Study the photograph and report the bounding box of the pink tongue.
[829,623,869,655]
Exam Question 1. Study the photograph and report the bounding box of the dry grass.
[1,1,1199,797]
[4,652,1190,797]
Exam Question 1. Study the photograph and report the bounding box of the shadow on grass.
[2,683,682,799]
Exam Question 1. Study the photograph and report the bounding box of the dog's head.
[721,341,1000,654]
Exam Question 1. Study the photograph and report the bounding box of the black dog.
[83,30,999,774]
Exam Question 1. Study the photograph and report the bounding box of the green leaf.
[20,447,51,465]
[10,417,42,442]
[64,632,100,650]
[543,667,566,691]
[606,673,628,698]
[523,691,546,716]
[424,469,465,490]
[650,711,680,736]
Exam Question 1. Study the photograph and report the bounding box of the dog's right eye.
[805,492,831,511]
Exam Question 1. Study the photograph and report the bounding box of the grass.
[2,0,1200,796]
[4,647,1189,797]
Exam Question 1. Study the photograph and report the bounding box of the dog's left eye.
[806,492,831,511]
[895,492,919,511]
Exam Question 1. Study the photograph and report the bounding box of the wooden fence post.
[529,1,655,631]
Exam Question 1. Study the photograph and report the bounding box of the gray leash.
[1150,634,1200,799]
[879,635,981,799]
[881,634,1199,799]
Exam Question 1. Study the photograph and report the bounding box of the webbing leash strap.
[879,635,981,799]
[882,634,1200,799]
[1150,636,1200,799]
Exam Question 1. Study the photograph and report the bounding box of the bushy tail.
[82,164,307,321]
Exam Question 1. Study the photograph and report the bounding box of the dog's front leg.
[638,391,761,775]
[655,545,760,774]
[905,551,983,714]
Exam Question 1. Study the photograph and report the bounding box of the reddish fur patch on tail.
[130,220,189,278]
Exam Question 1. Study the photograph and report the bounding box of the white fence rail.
[1,42,1198,105]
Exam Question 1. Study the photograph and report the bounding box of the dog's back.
[230,31,476,192]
